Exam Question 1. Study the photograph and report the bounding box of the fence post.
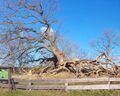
[108,77,110,90]
[28,70,32,90]
[8,68,12,91]
[11,78,16,90]
[65,80,68,91]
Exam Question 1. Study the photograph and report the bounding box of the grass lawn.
[0,89,120,96]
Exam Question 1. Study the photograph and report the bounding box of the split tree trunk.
[51,46,65,67]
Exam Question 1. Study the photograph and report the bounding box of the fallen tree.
[31,53,120,78]
[69,53,120,77]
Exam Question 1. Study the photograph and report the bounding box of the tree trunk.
[52,47,65,67]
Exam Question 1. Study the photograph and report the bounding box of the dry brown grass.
[12,72,77,79]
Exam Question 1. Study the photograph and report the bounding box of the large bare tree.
[0,0,82,73]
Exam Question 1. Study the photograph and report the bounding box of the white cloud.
[41,27,55,41]
[41,27,54,33]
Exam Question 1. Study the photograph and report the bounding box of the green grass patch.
[0,89,120,96]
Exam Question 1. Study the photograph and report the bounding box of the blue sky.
[0,0,120,55]
[57,0,120,53]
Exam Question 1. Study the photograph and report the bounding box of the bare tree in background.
[56,35,88,59]
[90,31,120,67]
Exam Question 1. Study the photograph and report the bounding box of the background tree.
[90,31,120,67]
[56,35,88,59]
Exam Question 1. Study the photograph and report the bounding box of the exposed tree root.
[30,53,120,78]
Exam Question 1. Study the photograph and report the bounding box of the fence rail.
[0,77,120,90]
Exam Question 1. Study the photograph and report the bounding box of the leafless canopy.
[90,31,120,56]
[0,0,61,67]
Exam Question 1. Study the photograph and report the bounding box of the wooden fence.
[0,77,120,90]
